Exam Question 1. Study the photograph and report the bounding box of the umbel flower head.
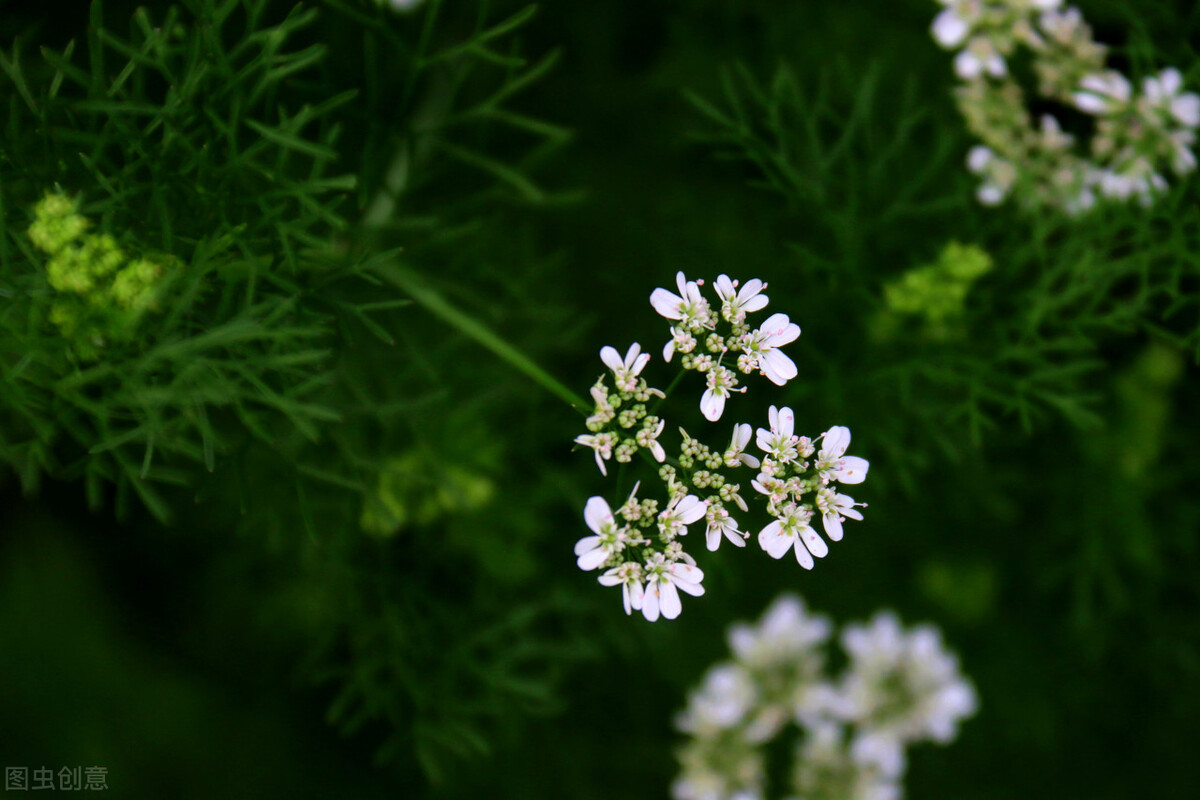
[572,275,870,621]
[931,0,1200,212]
[672,596,977,800]
[27,191,169,358]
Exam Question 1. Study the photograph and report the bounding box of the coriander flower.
[598,561,646,615]
[955,36,1006,80]
[727,594,832,670]
[1142,67,1200,128]
[816,487,866,542]
[705,502,747,551]
[601,342,651,393]
[792,722,902,800]
[1073,70,1132,115]
[834,613,978,778]
[658,493,708,540]
[816,426,869,485]
[740,313,801,385]
[574,431,616,476]
[724,423,761,469]
[651,271,715,331]
[574,496,631,570]
[701,364,744,422]
[756,405,800,464]
[676,663,758,734]
[758,503,828,569]
[642,551,705,621]
[714,275,769,324]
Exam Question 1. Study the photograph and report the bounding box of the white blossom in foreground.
[642,550,705,621]
[739,313,801,386]
[714,274,769,323]
[831,612,979,777]
[816,426,870,485]
[600,342,651,392]
[673,596,975,800]
[724,423,761,470]
[574,496,627,571]
[651,271,715,331]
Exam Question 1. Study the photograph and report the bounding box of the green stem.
[373,263,589,412]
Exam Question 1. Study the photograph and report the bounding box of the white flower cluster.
[573,276,869,621]
[651,272,799,422]
[672,596,977,800]
[932,0,1200,212]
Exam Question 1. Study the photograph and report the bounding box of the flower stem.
[373,263,589,412]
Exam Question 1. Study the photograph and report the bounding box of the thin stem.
[373,263,589,412]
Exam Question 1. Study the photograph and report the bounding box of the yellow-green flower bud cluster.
[878,242,993,340]
[26,192,169,357]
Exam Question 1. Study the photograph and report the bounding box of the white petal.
[967,145,993,173]
[954,50,983,80]
[650,288,684,319]
[574,535,601,556]
[758,522,791,559]
[724,527,747,547]
[593,450,607,476]
[706,525,722,551]
[599,345,623,372]
[700,388,725,421]
[738,453,761,469]
[658,580,683,619]
[793,539,814,570]
[672,575,705,598]
[776,406,795,438]
[597,568,622,586]
[584,496,612,534]
[755,427,773,453]
[622,342,642,369]
[822,426,851,458]
[822,513,844,542]
[1173,94,1200,127]
[760,349,797,386]
[663,339,675,362]
[649,441,665,463]
[628,580,644,611]
[801,526,829,558]
[761,314,800,346]
[642,582,661,621]
[670,562,705,585]
[1161,67,1183,96]
[676,495,708,525]
[932,9,969,48]
[577,547,609,571]
[835,456,870,484]
[674,271,689,297]
[715,274,736,301]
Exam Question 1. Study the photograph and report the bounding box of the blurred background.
[1,0,1198,796]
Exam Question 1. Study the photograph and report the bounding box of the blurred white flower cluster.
[672,596,977,800]
[573,275,868,621]
[932,0,1200,212]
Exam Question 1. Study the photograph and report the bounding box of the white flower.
[598,561,646,615]
[636,417,667,462]
[663,325,698,362]
[705,502,747,551]
[727,594,832,669]
[756,405,800,464]
[1143,67,1200,128]
[658,493,708,540]
[651,271,715,331]
[701,364,743,422]
[931,7,971,49]
[954,36,1006,80]
[724,423,761,469]
[585,383,615,428]
[816,426,869,485]
[816,487,865,542]
[642,551,705,621]
[600,342,650,393]
[794,722,903,800]
[740,313,801,385]
[676,663,758,733]
[714,274,769,323]
[835,612,979,774]
[1073,70,1132,115]
[574,431,616,476]
[757,503,828,569]
[574,496,627,570]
